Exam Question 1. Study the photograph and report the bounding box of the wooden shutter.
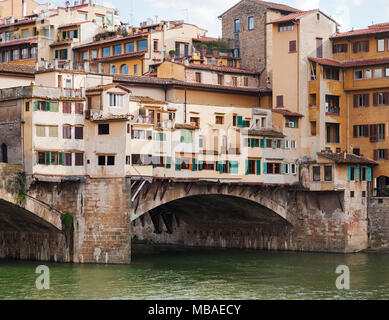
[353,125,358,138]
[385,93,389,106]
[289,40,296,52]
[386,149,389,160]
[276,96,283,107]
[354,94,359,108]
[256,160,261,175]
[370,124,378,142]
[364,94,370,107]
[374,149,378,160]
[353,42,358,53]
[373,93,378,106]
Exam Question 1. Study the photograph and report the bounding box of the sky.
[47,0,389,37]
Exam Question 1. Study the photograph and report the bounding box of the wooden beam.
[160,180,170,201]
[142,181,152,199]
[185,182,193,194]
[153,180,162,201]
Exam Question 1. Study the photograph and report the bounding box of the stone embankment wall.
[368,198,389,249]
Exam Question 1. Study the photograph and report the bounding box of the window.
[96,15,104,25]
[374,68,383,78]
[75,127,83,140]
[266,163,281,175]
[354,70,363,80]
[311,121,317,136]
[25,101,30,112]
[313,166,321,181]
[98,155,105,166]
[234,19,240,33]
[325,95,340,115]
[132,130,145,140]
[190,117,200,127]
[113,44,122,55]
[248,16,254,30]
[215,116,224,125]
[276,95,283,107]
[353,41,369,53]
[353,148,360,156]
[333,43,348,53]
[134,64,138,75]
[36,125,45,137]
[289,40,296,53]
[75,153,84,166]
[374,149,389,161]
[324,68,339,80]
[37,152,46,165]
[326,123,340,143]
[279,23,294,32]
[378,123,386,141]
[111,65,117,74]
[244,77,249,87]
[91,49,98,59]
[365,69,372,79]
[373,92,389,106]
[63,126,71,139]
[63,102,72,113]
[195,72,201,83]
[353,125,369,138]
[232,77,238,87]
[102,47,111,57]
[49,126,58,137]
[153,40,158,51]
[12,49,19,61]
[21,29,30,38]
[74,103,83,115]
[218,74,224,85]
[385,67,389,77]
[137,40,148,51]
[378,39,385,52]
[131,154,152,166]
[109,94,123,107]
[21,48,29,59]
[286,117,299,128]
[55,49,68,60]
[50,152,58,165]
[64,153,72,166]
[291,140,297,149]
[324,166,333,181]
[78,12,87,21]
[81,51,88,60]
[125,42,134,53]
[354,94,369,108]
[98,124,109,135]
[121,64,128,74]
[107,156,115,166]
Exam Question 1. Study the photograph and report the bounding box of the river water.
[1,245,389,300]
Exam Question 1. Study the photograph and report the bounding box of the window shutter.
[198,160,203,171]
[256,160,261,175]
[55,50,59,59]
[373,93,378,106]
[46,101,50,111]
[353,95,359,108]
[62,31,67,39]
[64,49,68,60]
[347,166,351,181]
[263,162,267,174]
[353,42,358,53]
[370,125,378,142]
[192,158,198,171]
[386,149,389,160]
[365,94,370,107]
[237,116,243,127]
[260,138,265,148]
[59,152,63,165]
[366,41,370,52]
[35,101,39,110]
[166,157,171,169]
[355,167,359,182]
[175,158,181,171]
[45,152,51,165]
[250,138,255,148]
[74,29,78,38]
[152,156,158,168]
[385,93,389,106]
[374,149,378,160]
[219,161,224,174]
[282,163,286,174]
[245,160,250,175]
[50,101,59,112]
[367,167,372,182]
[353,126,358,138]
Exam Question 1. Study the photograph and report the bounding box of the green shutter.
[250,138,256,148]
[55,50,59,59]
[64,49,68,60]
[180,135,184,143]
[175,158,181,171]
[347,167,351,181]
[199,139,203,148]
[46,102,50,111]
[59,152,63,165]
[50,101,59,112]
[166,156,171,169]
[74,29,78,38]
[282,163,286,174]
[62,31,67,39]
[367,167,372,182]
[45,152,51,165]
[237,116,243,127]
[355,167,359,182]
[260,138,265,148]
[256,160,261,175]
[35,101,39,111]
[219,161,224,174]
[152,156,158,168]
[192,158,198,171]
[230,161,239,174]
[263,162,267,174]
[198,160,203,171]
[216,161,220,172]
[281,140,286,149]
[245,160,250,175]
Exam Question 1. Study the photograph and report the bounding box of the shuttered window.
[354,94,369,108]
[63,102,72,113]
[75,127,83,140]
[75,103,83,114]
[353,41,369,53]
[276,95,284,108]
[63,126,71,139]
[289,40,297,53]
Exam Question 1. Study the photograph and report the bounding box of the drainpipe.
[296,21,300,114]
[184,87,187,124]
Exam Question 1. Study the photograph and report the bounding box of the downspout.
[263,10,267,85]
[184,87,187,124]
[296,21,300,113]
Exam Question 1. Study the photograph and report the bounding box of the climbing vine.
[62,213,74,232]
[7,172,27,205]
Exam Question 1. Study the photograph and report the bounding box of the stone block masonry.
[368,198,389,249]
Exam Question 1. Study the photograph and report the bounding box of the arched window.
[111,65,117,74]
[1,143,8,163]
[120,64,128,75]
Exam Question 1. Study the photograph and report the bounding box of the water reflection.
[0,245,389,300]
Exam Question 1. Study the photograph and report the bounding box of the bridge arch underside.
[132,194,294,251]
[0,199,69,262]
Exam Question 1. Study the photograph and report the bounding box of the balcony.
[325,106,340,116]
[62,88,85,98]
[134,115,154,125]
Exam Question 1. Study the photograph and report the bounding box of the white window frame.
[354,70,363,80]
[109,93,123,108]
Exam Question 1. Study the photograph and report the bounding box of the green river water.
[1,245,389,300]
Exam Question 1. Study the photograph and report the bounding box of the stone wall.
[368,197,389,249]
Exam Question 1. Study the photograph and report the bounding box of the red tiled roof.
[272,109,304,117]
[332,25,389,39]
[73,33,149,50]
[317,152,377,165]
[343,57,389,68]
[268,10,315,24]
[186,63,258,75]
[219,0,298,18]
[58,21,90,29]
[0,63,35,75]
[309,57,343,67]
[89,50,147,63]
[50,41,72,48]
[0,18,38,29]
[0,38,37,48]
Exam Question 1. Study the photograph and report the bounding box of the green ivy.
[62,213,73,232]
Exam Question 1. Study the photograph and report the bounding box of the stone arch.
[131,180,291,225]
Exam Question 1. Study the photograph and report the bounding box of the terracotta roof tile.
[268,10,315,24]
[58,21,90,29]
[73,33,149,50]
[0,38,37,48]
[308,57,343,67]
[317,152,377,165]
[251,0,299,13]
[89,50,147,63]
[0,18,38,29]
[130,96,167,104]
[332,25,389,39]
[342,57,389,68]
[0,63,35,74]
[186,63,258,75]
[272,109,304,117]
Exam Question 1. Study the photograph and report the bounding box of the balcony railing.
[62,88,84,98]
[325,106,340,115]
[135,115,154,125]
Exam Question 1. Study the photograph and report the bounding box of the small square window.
[350,191,355,198]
